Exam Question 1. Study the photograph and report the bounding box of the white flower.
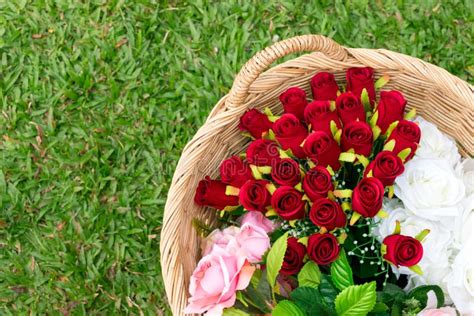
[453,195,474,250]
[457,158,474,195]
[414,117,461,167]
[395,158,465,220]
[446,237,474,315]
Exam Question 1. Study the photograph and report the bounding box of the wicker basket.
[160,34,473,315]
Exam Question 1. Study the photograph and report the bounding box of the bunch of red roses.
[194,67,427,281]
[191,71,436,315]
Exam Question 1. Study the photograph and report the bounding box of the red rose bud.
[383,234,423,267]
[246,139,281,166]
[239,180,271,212]
[194,176,239,210]
[309,198,347,231]
[307,233,340,265]
[304,100,341,136]
[281,237,306,275]
[302,166,334,201]
[341,121,374,156]
[310,72,339,101]
[273,114,308,159]
[352,177,384,218]
[239,109,273,139]
[271,158,301,187]
[271,186,306,220]
[376,91,407,134]
[364,151,405,186]
[346,67,376,105]
[219,156,253,188]
[303,131,341,171]
[336,92,366,125]
[386,120,421,161]
[279,87,308,121]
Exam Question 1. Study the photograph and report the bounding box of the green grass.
[0,0,471,314]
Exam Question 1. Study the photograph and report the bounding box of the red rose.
[364,151,404,186]
[302,166,334,201]
[346,67,376,105]
[239,109,273,139]
[239,180,271,212]
[352,177,384,218]
[194,176,239,210]
[341,121,373,156]
[246,139,280,166]
[383,234,423,267]
[376,91,407,134]
[273,114,308,159]
[271,186,306,220]
[279,87,308,121]
[336,92,366,125]
[309,198,347,231]
[220,156,253,188]
[304,100,341,136]
[310,72,339,101]
[271,158,301,187]
[303,131,341,171]
[280,237,306,275]
[307,233,340,265]
[386,120,421,161]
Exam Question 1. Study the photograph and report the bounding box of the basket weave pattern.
[160,35,473,315]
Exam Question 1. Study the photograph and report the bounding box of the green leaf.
[335,282,377,316]
[255,269,273,308]
[236,291,249,307]
[407,285,445,308]
[266,232,289,289]
[397,148,411,162]
[319,275,339,308]
[371,302,389,313]
[375,74,390,89]
[378,283,406,306]
[331,249,354,291]
[383,139,396,151]
[298,261,321,288]
[361,88,371,112]
[290,287,334,316]
[244,272,272,314]
[404,108,416,120]
[250,268,262,289]
[272,300,305,316]
[223,307,251,316]
[191,218,215,237]
[390,302,403,316]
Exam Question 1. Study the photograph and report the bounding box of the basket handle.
[226,34,348,109]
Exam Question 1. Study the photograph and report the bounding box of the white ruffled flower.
[453,195,474,250]
[395,158,465,221]
[414,117,461,167]
[446,237,474,315]
[457,158,474,196]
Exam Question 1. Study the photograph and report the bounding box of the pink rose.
[418,307,457,316]
[240,211,276,233]
[202,222,271,263]
[233,223,271,263]
[184,248,255,315]
[201,226,240,256]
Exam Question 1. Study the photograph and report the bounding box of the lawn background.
[0,0,472,314]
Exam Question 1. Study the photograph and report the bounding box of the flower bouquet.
[185,68,473,316]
